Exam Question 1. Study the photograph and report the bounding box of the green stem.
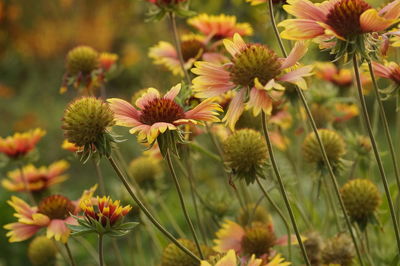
[165,149,204,259]
[98,234,104,266]
[367,61,400,197]
[256,176,292,261]
[322,177,341,232]
[64,243,77,266]
[261,112,311,265]
[107,155,201,262]
[267,0,287,57]
[93,160,105,195]
[353,55,400,254]
[189,142,221,162]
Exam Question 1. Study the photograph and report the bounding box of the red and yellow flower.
[2,160,69,193]
[192,33,312,129]
[187,14,253,40]
[108,84,222,144]
[372,61,400,85]
[0,128,46,159]
[4,185,97,243]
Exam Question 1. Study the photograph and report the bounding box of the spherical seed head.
[66,46,99,75]
[62,97,115,147]
[28,236,58,266]
[38,195,75,220]
[321,234,355,266]
[161,238,215,266]
[241,222,277,257]
[139,98,185,125]
[229,44,281,88]
[302,129,346,167]
[223,129,268,184]
[128,156,162,189]
[341,178,380,227]
[325,0,371,38]
[181,39,204,61]
[304,231,323,266]
[238,203,271,226]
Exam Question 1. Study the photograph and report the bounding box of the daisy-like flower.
[0,128,46,159]
[279,0,400,59]
[4,185,97,243]
[201,249,263,266]
[2,160,69,193]
[192,33,312,129]
[187,14,253,40]
[315,62,370,88]
[107,83,222,145]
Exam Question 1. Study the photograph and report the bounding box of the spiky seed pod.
[238,203,271,226]
[66,46,99,75]
[161,238,215,266]
[302,129,346,170]
[223,129,268,184]
[62,97,115,160]
[321,234,355,266]
[128,156,162,189]
[28,236,58,266]
[340,178,380,229]
[304,231,323,266]
[241,222,276,257]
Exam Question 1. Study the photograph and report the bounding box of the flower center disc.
[38,195,75,219]
[326,0,371,38]
[181,40,204,61]
[229,44,281,88]
[140,98,185,125]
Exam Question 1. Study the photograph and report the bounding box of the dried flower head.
[28,236,58,266]
[321,234,355,266]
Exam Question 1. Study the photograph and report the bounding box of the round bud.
[28,236,57,266]
[128,156,162,189]
[66,46,99,75]
[241,222,276,257]
[321,234,355,266]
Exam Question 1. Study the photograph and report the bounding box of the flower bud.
[66,46,99,75]
[28,236,57,266]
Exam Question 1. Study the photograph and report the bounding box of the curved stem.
[261,112,311,265]
[353,55,400,254]
[168,12,192,86]
[165,149,204,259]
[93,159,106,195]
[98,234,104,266]
[256,176,292,261]
[107,155,201,262]
[64,242,77,266]
[367,61,400,196]
[267,0,287,57]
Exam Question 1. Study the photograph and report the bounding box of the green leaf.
[116,222,139,231]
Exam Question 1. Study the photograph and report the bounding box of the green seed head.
[321,234,355,266]
[161,239,215,266]
[28,236,58,266]
[128,156,162,189]
[66,46,99,75]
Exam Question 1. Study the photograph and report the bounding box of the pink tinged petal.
[135,88,160,109]
[248,87,274,117]
[360,9,396,33]
[280,41,308,69]
[278,65,314,90]
[379,0,400,20]
[278,19,325,40]
[222,89,246,131]
[47,219,71,243]
[284,0,327,21]
[317,0,340,15]
[371,61,392,78]
[129,124,151,142]
[164,83,181,100]
[213,220,245,253]
[184,99,222,123]
[4,222,41,242]
[223,33,247,57]
[107,98,141,127]
[7,196,36,219]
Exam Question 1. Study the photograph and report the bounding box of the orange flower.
[315,62,370,87]
[0,128,46,159]
[99,52,118,72]
[4,185,97,243]
[2,160,69,193]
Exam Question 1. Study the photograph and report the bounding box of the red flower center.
[139,98,185,125]
[181,39,205,62]
[326,0,371,38]
[38,195,75,219]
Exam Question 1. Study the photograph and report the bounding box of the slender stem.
[111,239,125,266]
[64,243,77,266]
[267,0,287,57]
[107,155,201,262]
[256,176,292,261]
[93,159,106,195]
[353,55,400,254]
[18,164,36,205]
[367,61,400,195]
[158,197,186,238]
[98,234,104,266]
[322,177,341,232]
[189,142,221,162]
[261,112,311,265]
[165,149,204,259]
[168,12,191,85]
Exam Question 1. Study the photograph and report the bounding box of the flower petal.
[371,61,392,79]
[107,98,141,127]
[222,89,246,131]
[279,19,325,40]
[184,99,222,123]
[135,88,160,109]
[283,0,327,21]
[213,220,245,253]
[379,0,400,20]
[223,33,247,57]
[164,83,181,101]
[360,9,396,33]
[47,219,71,243]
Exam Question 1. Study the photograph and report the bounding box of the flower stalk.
[98,234,104,266]
[64,243,76,266]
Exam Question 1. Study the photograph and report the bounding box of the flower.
[0,128,46,159]
[192,33,312,129]
[66,45,99,76]
[200,249,263,266]
[371,61,400,101]
[187,14,253,39]
[321,234,355,266]
[4,185,97,243]
[2,160,69,193]
[98,52,118,72]
[28,236,58,266]
[279,0,400,59]
[108,84,222,145]
[242,222,277,257]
